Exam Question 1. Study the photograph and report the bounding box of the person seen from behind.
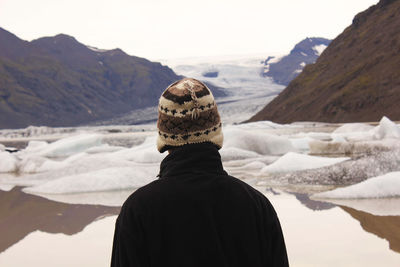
[111,78,289,267]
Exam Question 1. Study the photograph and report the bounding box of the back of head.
[157,78,223,153]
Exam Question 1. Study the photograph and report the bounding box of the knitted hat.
[157,78,223,153]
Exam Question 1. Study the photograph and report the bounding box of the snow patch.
[293,69,302,74]
[87,46,108,52]
[312,44,327,56]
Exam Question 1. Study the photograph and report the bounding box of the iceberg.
[261,152,349,174]
[223,128,295,155]
[372,116,400,140]
[37,134,103,158]
[312,172,400,199]
[333,123,374,134]
[220,147,261,161]
[23,166,157,194]
[290,137,314,152]
[0,151,18,173]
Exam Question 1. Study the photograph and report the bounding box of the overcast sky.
[0,0,379,60]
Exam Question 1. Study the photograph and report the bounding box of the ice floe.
[23,166,157,194]
[372,116,400,140]
[261,152,349,174]
[313,172,400,199]
[223,128,295,155]
[0,116,399,205]
[36,134,102,158]
[0,151,18,173]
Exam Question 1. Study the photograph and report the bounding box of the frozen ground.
[0,116,399,209]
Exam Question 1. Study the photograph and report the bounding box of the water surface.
[0,188,399,267]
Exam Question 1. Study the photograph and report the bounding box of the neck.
[159,142,226,178]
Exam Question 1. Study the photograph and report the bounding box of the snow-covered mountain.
[263,37,331,86]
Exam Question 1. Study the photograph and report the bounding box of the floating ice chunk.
[85,144,124,154]
[0,184,14,191]
[276,148,400,185]
[234,121,295,130]
[333,123,374,134]
[290,137,314,152]
[223,128,295,155]
[0,151,18,173]
[235,161,266,170]
[220,147,261,161]
[331,135,347,143]
[0,143,5,151]
[243,161,266,169]
[24,140,49,153]
[23,166,157,194]
[261,152,349,174]
[372,116,400,140]
[38,134,103,157]
[313,172,400,199]
[35,153,88,173]
[17,155,49,173]
[331,123,374,142]
[309,139,392,156]
[291,132,332,141]
[113,136,165,163]
[36,159,68,173]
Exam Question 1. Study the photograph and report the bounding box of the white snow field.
[0,116,399,206]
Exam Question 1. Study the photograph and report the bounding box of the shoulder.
[220,175,278,213]
[121,179,165,209]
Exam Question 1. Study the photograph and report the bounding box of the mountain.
[0,28,225,129]
[250,0,400,123]
[262,37,331,86]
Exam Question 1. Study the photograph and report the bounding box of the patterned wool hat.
[157,78,223,153]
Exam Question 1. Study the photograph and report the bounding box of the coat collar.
[158,142,227,179]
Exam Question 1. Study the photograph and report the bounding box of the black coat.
[111,143,289,267]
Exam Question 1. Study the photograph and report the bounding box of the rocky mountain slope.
[0,28,224,129]
[250,0,400,123]
[263,37,331,86]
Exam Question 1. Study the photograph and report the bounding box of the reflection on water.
[1,187,400,267]
[288,190,400,255]
[0,188,120,253]
[341,206,400,254]
[265,189,400,267]
[289,192,336,211]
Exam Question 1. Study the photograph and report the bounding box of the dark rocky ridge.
[250,0,400,123]
[0,28,225,129]
[263,37,331,86]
